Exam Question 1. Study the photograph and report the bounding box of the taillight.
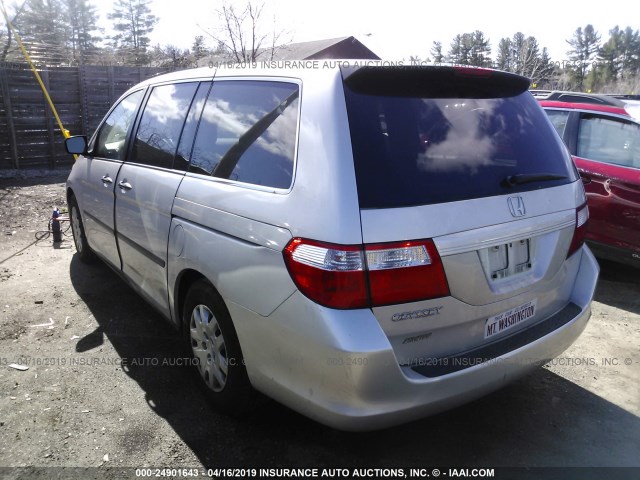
[567,204,589,258]
[366,240,449,306]
[283,239,368,309]
[283,238,450,309]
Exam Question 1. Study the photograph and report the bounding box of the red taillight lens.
[567,204,589,258]
[283,238,450,309]
[283,238,368,309]
[453,66,492,78]
[366,240,449,306]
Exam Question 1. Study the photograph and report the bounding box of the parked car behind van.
[65,64,599,431]
[539,98,640,267]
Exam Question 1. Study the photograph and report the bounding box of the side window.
[545,110,570,138]
[190,80,299,189]
[130,82,199,169]
[94,90,145,160]
[578,114,640,168]
[174,82,211,171]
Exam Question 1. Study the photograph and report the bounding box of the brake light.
[283,239,368,309]
[283,238,450,309]
[453,66,492,78]
[567,204,589,258]
[366,240,449,306]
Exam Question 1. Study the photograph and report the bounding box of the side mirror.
[65,135,88,155]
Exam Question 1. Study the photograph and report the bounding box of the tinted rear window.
[344,81,576,209]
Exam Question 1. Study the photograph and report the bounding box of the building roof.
[195,36,380,67]
[271,36,379,60]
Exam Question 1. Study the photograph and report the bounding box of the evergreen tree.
[191,35,209,64]
[567,24,601,90]
[108,0,157,65]
[537,47,555,86]
[597,26,622,84]
[447,31,490,66]
[19,0,69,65]
[593,26,640,92]
[469,30,491,67]
[430,41,443,63]
[1,1,28,63]
[447,34,465,64]
[618,27,640,80]
[64,0,101,65]
[496,37,512,71]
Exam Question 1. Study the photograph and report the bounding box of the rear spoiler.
[341,65,530,98]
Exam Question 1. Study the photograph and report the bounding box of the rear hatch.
[341,66,586,369]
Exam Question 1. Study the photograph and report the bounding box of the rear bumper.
[230,246,599,431]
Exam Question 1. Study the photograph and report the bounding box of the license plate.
[484,299,537,339]
[485,239,531,280]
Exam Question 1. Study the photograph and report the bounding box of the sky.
[134,0,639,62]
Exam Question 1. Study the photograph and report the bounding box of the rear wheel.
[183,280,254,415]
[68,195,96,263]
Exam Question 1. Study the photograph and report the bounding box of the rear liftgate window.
[342,67,577,209]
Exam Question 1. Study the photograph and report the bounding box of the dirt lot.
[0,175,638,479]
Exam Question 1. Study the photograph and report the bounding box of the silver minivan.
[65,64,599,431]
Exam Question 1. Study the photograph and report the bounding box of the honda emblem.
[508,196,526,217]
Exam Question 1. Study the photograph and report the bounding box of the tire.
[183,279,255,416]
[68,195,96,264]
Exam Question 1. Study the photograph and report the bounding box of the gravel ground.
[0,175,638,480]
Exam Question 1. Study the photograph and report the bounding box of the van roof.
[133,63,530,97]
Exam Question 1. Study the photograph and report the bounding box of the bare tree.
[496,32,555,86]
[150,43,191,68]
[200,0,286,62]
[513,33,542,77]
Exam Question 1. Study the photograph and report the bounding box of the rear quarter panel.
[168,69,363,321]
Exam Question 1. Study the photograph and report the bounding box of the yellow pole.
[1,0,70,140]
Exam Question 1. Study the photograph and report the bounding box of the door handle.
[118,181,133,191]
[580,176,591,185]
[101,175,113,184]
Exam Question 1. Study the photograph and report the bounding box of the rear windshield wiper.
[502,173,568,188]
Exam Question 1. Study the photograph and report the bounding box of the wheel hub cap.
[189,304,228,392]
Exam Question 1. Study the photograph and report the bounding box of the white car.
[622,99,640,121]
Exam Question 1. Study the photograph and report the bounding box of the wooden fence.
[0,63,170,170]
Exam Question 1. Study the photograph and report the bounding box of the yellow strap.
[1,0,71,142]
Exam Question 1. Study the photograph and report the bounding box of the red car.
[540,98,640,267]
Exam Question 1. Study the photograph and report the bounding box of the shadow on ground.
[69,255,640,468]
[0,173,69,189]
[594,259,640,315]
